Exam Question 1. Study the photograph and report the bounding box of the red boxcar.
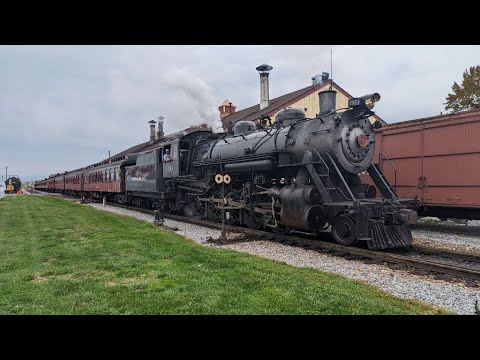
[361,109,480,219]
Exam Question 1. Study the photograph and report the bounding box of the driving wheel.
[332,215,358,246]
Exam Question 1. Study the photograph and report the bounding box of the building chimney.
[148,120,156,144]
[318,90,337,116]
[256,64,273,110]
[218,99,236,119]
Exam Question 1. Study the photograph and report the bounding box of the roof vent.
[311,72,329,85]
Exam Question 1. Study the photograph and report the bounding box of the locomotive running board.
[368,221,413,249]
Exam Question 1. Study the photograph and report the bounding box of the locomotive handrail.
[368,164,398,201]
[325,153,356,201]
[310,148,330,177]
[311,149,350,201]
[277,160,326,168]
[379,152,397,192]
[312,150,350,201]
[333,187,351,202]
[193,153,278,166]
[251,126,277,153]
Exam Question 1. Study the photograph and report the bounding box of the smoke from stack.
[157,119,164,139]
[162,68,222,132]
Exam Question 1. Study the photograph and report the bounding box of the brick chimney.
[218,99,236,119]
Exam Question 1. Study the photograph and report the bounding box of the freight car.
[36,90,418,249]
[360,109,480,220]
[5,177,21,194]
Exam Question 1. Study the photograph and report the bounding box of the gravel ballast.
[412,229,480,255]
[88,203,222,243]
[87,203,480,315]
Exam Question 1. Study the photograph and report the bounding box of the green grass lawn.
[0,195,446,314]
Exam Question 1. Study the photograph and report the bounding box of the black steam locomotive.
[36,90,418,249]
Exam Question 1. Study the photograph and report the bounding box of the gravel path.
[87,203,480,315]
[88,203,221,244]
[412,230,480,256]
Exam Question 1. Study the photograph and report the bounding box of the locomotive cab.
[161,141,180,178]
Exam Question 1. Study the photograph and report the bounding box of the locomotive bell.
[275,108,306,126]
[233,121,256,136]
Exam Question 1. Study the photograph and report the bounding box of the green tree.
[444,65,480,112]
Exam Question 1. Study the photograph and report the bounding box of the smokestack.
[256,64,273,110]
[318,90,337,116]
[148,120,156,144]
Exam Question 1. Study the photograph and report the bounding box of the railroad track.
[412,222,480,237]
[32,191,480,283]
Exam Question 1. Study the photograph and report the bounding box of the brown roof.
[140,124,213,152]
[64,125,214,174]
[221,80,386,126]
[107,141,151,161]
[59,141,152,174]
[382,108,480,129]
[219,99,236,107]
[81,141,151,170]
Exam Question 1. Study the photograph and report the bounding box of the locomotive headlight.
[363,93,381,110]
[348,93,381,111]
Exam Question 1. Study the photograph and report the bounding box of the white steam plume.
[162,68,223,132]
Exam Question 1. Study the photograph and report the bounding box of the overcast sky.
[1,45,479,180]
